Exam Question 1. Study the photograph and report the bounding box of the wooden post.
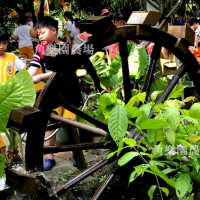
[38,0,44,19]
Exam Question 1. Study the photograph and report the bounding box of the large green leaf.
[149,77,168,97]
[168,85,187,99]
[148,185,157,200]
[110,69,123,87]
[118,152,139,166]
[126,107,142,118]
[108,105,128,144]
[189,103,200,120]
[99,93,116,108]
[140,119,170,130]
[135,46,148,80]
[0,82,23,132]
[175,173,191,199]
[54,0,62,9]
[165,106,180,131]
[109,53,122,75]
[8,68,36,107]
[164,128,175,145]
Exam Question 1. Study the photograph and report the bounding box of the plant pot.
[184,85,197,98]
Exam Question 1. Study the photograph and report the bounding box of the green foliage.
[148,185,157,200]
[175,173,192,199]
[0,69,36,178]
[0,155,6,178]
[108,105,128,145]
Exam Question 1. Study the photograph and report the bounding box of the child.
[14,15,37,59]
[25,8,34,28]
[64,11,75,48]
[28,16,66,171]
[70,18,82,52]
[0,27,25,160]
[109,13,124,60]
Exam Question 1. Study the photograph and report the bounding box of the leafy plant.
[0,69,36,177]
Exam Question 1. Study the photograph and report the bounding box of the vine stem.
[132,147,164,200]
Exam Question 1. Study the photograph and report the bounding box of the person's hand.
[32,74,43,84]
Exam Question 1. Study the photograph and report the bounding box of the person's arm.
[70,30,74,46]
[32,72,53,84]
[30,27,37,38]
[77,36,84,42]
[28,66,40,77]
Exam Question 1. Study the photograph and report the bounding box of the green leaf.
[100,77,110,89]
[149,77,168,97]
[165,99,184,108]
[165,106,180,131]
[54,0,61,9]
[109,53,122,75]
[110,69,123,87]
[108,105,128,144]
[160,187,169,197]
[181,116,198,127]
[126,107,142,118]
[154,103,167,112]
[140,119,170,130]
[181,109,190,116]
[153,141,170,158]
[150,165,175,187]
[151,91,160,103]
[103,105,115,119]
[175,173,191,199]
[186,136,200,143]
[0,154,6,178]
[125,96,137,108]
[8,68,36,107]
[135,46,148,80]
[168,84,187,99]
[189,103,200,120]
[184,197,194,200]
[164,128,175,145]
[162,168,176,175]
[117,139,124,156]
[184,96,195,103]
[0,82,23,132]
[118,152,139,166]
[136,104,151,126]
[136,92,146,104]
[99,93,116,108]
[148,185,157,200]
[154,129,165,141]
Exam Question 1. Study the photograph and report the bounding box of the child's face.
[26,12,32,18]
[114,20,124,27]
[37,27,57,45]
[0,40,8,56]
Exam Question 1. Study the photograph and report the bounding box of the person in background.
[113,6,121,18]
[86,7,95,18]
[196,18,200,47]
[25,8,34,27]
[184,11,192,23]
[193,6,200,17]
[14,15,37,59]
[109,13,124,60]
[174,12,184,25]
[64,11,75,49]
[0,27,25,163]
[188,17,199,53]
[101,9,111,17]
[70,18,82,51]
